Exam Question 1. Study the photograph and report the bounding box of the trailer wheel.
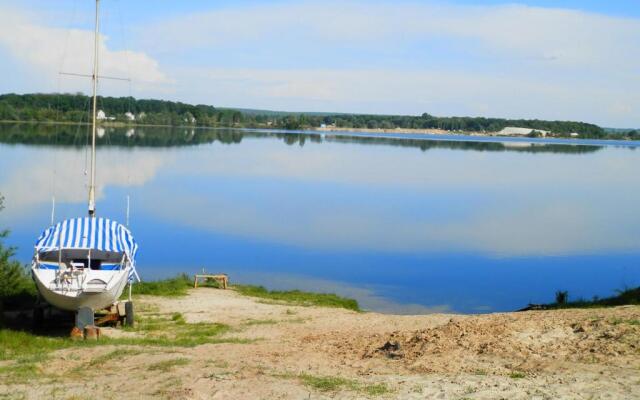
[125,301,134,327]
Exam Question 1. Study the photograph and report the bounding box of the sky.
[0,0,638,127]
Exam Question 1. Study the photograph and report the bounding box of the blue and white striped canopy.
[35,217,138,264]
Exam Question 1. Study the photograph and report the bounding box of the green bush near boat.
[0,195,37,312]
[233,284,360,312]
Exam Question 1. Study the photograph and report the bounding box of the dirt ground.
[2,288,639,399]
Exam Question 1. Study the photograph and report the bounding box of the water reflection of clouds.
[176,138,639,189]
[3,137,640,258]
[144,139,640,257]
[0,145,172,216]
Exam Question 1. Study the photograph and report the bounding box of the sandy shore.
[2,288,639,399]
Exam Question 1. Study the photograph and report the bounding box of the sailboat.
[31,0,139,315]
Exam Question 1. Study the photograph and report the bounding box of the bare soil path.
[1,288,638,399]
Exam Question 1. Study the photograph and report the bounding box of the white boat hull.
[32,265,130,311]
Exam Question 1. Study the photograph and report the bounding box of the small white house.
[125,112,135,121]
[496,127,549,137]
[569,132,580,137]
[96,110,107,120]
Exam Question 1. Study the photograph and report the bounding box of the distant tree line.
[0,93,637,139]
[0,123,607,155]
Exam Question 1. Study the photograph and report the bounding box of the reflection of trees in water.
[0,124,244,147]
[0,123,606,154]
[274,133,604,154]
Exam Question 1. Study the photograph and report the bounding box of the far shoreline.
[2,119,640,145]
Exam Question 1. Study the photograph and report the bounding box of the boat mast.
[88,0,100,217]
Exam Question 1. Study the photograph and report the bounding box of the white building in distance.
[125,112,135,121]
[96,110,115,121]
[496,127,549,137]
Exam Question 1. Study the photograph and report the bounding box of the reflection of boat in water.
[30,0,139,316]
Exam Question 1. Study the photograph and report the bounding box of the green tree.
[0,195,36,314]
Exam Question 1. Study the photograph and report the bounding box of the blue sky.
[0,0,638,127]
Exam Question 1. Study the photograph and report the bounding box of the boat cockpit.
[36,249,127,271]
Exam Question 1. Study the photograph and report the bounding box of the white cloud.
[0,4,170,94]
[0,1,639,126]
[135,1,640,126]
[141,1,640,71]
[171,66,636,123]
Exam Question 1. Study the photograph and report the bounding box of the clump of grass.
[611,318,640,326]
[362,383,392,396]
[147,357,190,372]
[299,374,359,392]
[0,329,75,361]
[0,353,48,384]
[86,348,144,367]
[205,359,229,369]
[243,319,278,326]
[128,274,193,297]
[119,316,237,347]
[473,368,487,376]
[171,312,186,325]
[283,373,391,396]
[509,371,526,379]
[234,285,360,311]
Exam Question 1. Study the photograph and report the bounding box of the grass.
[68,348,147,376]
[243,319,278,326]
[0,321,235,358]
[509,371,526,379]
[0,354,47,384]
[299,374,359,392]
[171,312,186,325]
[120,313,243,347]
[473,369,487,376]
[611,318,640,326]
[147,357,190,372]
[119,274,225,299]
[546,286,640,310]
[234,285,360,311]
[85,348,144,367]
[127,274,193,297]
[275,373,390,396]
[0,306,247,384]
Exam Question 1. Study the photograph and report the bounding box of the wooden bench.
[193,274,228,289]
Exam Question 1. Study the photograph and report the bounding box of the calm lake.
[1,124,639,313]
